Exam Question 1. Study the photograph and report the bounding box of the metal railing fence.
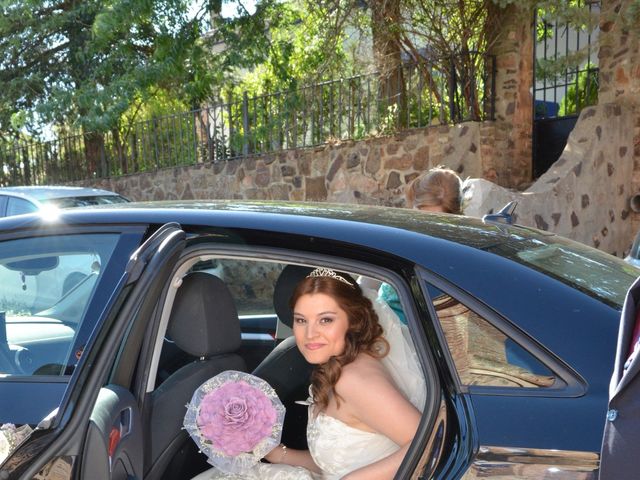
[533,0,600,118]
[0,53,495,185]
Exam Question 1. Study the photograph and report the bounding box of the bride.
[193,268,425,480]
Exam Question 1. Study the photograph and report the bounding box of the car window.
[6,197,38,216]
[198,258,283,316]
[44,195,129,208]
[426,283,555,388]
[487,235,638,307]
[0,234,119,377]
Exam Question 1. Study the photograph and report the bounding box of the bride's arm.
[264,445,322,473]
[336,362,422,480]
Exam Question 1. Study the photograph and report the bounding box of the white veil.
[362,287,427,412]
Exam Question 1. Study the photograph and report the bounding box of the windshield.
[0,234,119,377]
[488,234,639,308]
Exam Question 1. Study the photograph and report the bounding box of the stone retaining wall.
[85,121,501,208]
[464,103,634,257]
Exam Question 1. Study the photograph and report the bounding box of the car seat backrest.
[147,272,246,479]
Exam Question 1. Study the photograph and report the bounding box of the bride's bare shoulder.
[337,354,391,391]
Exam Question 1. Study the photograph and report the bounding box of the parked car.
[0,201,637,480]
[0,186,128,217]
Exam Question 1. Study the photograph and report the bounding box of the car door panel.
[417,267,612,479]
[0,381,67,425]
[81,385,143,480]
[2,223,186,480]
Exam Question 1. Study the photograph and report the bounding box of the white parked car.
[0,186,128,218]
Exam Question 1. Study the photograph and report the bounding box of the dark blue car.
[0,201,636,479]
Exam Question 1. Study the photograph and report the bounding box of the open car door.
[2,223,186,480]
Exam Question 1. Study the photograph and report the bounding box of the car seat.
[146,272,246,479]
[252,265,315,450]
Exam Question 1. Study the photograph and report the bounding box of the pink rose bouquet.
[184,371,285,474]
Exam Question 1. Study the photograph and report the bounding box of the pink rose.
[197,380,278,456]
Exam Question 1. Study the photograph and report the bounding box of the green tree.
[0,0,213,147]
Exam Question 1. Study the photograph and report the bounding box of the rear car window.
[426,283,555,388]
[0,234,119,377]
[44,195,129,208]
[487,234,639,307]
[6,197,38,216]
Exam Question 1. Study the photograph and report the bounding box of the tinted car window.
[0,234,119,377]
[428,284,555,388]
[44,195,129,208]
[488,235,639,307]
[6,197,37,216]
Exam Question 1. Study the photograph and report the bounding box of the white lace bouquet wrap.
[0,423,33,465]
[184,371,285,475]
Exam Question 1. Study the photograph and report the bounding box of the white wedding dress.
[192,289,426,480]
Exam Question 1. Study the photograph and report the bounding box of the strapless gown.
[191,406,400,480]
[192,290,424,480]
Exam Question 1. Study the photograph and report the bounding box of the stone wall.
[464,103,634,256]
[86,122,495,207]
[465,0,640,257]
[485,3,534,189]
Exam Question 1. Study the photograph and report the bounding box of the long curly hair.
[290,274,389,410]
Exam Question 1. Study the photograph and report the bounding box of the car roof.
[0,198,579,253]
[0,200,631,349]
[0,186,123,201]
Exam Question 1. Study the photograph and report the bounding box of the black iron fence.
[533,0,600,119]
[532,0,599,179]
[0,53,495,185]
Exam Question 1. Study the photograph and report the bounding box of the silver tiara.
[306,267,354,287]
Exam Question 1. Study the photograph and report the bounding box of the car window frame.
[133,240,443,480]
[416,266,587,398]
[145,244,434,384]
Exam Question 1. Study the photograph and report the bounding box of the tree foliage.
[0,0,213,140]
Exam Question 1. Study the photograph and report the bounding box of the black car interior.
[252,264,315,450]
[146,259,423,480]
[147,272,246,479]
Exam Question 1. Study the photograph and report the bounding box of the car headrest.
[273,265,356,328]
[273,265,314,328]
[168,272,241,357]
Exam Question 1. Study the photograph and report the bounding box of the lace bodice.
[306,409,400,479]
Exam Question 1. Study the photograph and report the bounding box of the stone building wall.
[484,3,534,189]
[597,0,640,245]
[87,122,492,207]
[465,0,640,257]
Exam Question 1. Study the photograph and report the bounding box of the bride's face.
[292,292,350,364]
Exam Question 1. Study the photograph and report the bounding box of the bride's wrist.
[265,443,287,464]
